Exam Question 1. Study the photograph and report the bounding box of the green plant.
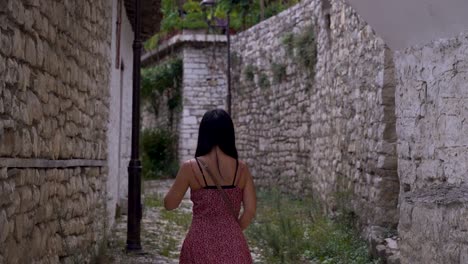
[182,1,209,30]
[160,236,178,257]
[145,196,164,208]
[258,72,270,89]
[263,1,290,19]
[141,129,179,179]
[246,190,378,264]
[243,64,257,82]
[145,0,300,51]
[141,58,183,126]
[143,0,183,50]
[294,25,317,72]
[271,63,287,84]
[281,32,295,56]
[160,0,182,32]
[141,58,183,99]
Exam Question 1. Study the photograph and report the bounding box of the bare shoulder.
[238,160,250,172]
[177,159,195,176]
[182,159,194,167]
[181,159,197,171]
[238,160,253,181]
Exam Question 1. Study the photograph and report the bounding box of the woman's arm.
[238,165,256,230]
[164,161,191,210]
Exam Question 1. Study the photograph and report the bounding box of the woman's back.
[164,109,256,264]
[179,154,253,263]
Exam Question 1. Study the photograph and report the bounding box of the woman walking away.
[164,109,256,264]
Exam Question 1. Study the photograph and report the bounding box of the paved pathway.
[102,179,262,263]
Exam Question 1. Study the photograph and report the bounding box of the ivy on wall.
[258,72,271,89]
[238,24,317,91]
[141,58,183,179]
[271,62,287,84]
[281,25,318,74]
[244,64,257,83]
[292,25,317,74]
[281,32,295,56]
[141,58,183,116]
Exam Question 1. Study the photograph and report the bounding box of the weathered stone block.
[5,59,19,84]
[0,30,12,57]
[399,184,468,264]
[18,185,33,212]
[4,237,20,264]
[12,28,25,60]
[0,167,7,180]
[377,155,397,170]
[0,209,8,243]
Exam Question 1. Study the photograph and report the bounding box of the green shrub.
[280,26,317,75]
[258,72,270,89]
[281,32,295,56]
[141,58,183,100]
[244,64,257,83]
[141,58,183,119]
[271,63,287,84]
[141,129,179,179]
[144,0,300,51]
[246,190,379,264]
[182,1,209,30]
[294,25,317,73]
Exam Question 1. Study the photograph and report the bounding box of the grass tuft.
[245,190,380,264]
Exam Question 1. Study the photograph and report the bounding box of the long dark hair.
[195,109,238,159]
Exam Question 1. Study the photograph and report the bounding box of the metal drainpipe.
[126,0,143,252]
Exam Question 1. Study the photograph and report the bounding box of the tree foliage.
[144,0,300,51]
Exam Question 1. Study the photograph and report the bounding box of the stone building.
[0,0,160,262]
[141,32,228,163]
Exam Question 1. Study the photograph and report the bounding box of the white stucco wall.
[107,0,134,226]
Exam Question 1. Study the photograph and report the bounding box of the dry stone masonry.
[180,45,227,162]
[395,32,468,264]
[0,0,113,263]
[231,0,399,232]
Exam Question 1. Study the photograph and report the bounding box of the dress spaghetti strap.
[232,159,239,186]
[195,157,209,187]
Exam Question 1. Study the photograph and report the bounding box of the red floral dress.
[179,159,253,264]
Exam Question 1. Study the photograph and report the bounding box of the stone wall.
[180,44,227,162]
[0,0,113,262]
[395,32,468,263]
[141,34,228,163]
[231,0,399,229]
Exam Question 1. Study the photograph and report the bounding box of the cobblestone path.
[102,179,262,263]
